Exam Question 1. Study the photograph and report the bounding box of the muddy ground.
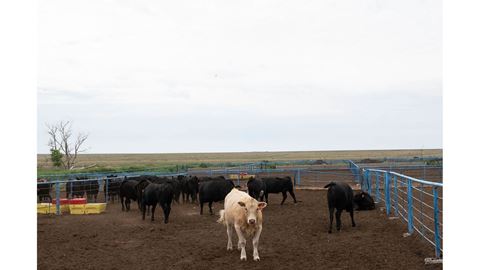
[38,190,441,270]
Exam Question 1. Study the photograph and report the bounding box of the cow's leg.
[208,202,213,215]
[350,210,355,227]
[265,193,269,204]
[335,209,343,231]
[147,205,150,216]
[126,198,131,211]
[142,202,146,220]
[280,191,287,205]
[200,202,204,215]
[226,223,234,251]
[175,193,180,204]
[328,207,334,233]
[234,224,247,261]
[252,225,263,261]
[163,203,171,224]
[151,203,156,222]
[288,189,297,203]
[121,196,125,211]
[348,206,356,227]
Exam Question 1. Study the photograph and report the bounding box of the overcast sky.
[37,0,442,154]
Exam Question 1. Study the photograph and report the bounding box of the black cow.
[37,181,52,202]
[67,176,98,202]
[261,176,297,205]
[199,176,225,182]
[324,182,356,233]
[198,178,235,215]
[66,179,88,199]
[85,179,99,203]
[120,180,138,211]
[135,179,151,210]
[104,175,122,203]
[185,176,199,203]
[247,177,266,201]
[146,176,182,203]
[176,175,188,202]
[353,191,375,210]
[141,183,174,224]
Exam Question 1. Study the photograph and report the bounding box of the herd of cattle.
[37,174,375,261]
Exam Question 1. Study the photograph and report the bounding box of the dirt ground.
[38,190,441,270]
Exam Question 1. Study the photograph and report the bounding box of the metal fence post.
[295,169,301,186]
[367,170,372,195]
[55,181,60,215]
[385,172,390,215]
[393,175,399,216]
[361,170,366,191]
[375,172,380,203]
[70,179,73,199]
[407,179,414,234]
[433,187,441,258]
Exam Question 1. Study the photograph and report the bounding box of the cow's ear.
[238,201,246,207]
[257,202,267,210]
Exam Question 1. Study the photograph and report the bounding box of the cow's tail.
[217,209,226,225]
[324,182,336,189]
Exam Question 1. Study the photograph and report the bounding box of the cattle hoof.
[254,256,260,261]
[352,223,356,227]
[328,230,332,234]
[227,247,233,251]
[240,256,247,261]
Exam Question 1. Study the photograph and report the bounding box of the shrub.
[50,148,63,167]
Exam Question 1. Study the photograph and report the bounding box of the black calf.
[353,191,375,210]
[324,182,356,233]
[141,183,174,224]
[247,177,266,201]
[261,176,297,205]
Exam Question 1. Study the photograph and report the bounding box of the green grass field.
[37,149,442,176]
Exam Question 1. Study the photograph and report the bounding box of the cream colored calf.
[218,188,267,261]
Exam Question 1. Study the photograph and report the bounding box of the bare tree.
[46,121,89,170]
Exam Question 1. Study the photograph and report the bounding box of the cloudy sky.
[38,0,442,154]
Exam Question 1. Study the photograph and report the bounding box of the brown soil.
[38,190,441,270]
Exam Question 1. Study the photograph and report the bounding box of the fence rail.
[360,167,443,259]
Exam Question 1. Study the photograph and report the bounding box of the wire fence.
[187,166,358,188]
[37,172,188,215]
[360,167,443,259]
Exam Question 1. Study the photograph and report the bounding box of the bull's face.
[238,199,267,225]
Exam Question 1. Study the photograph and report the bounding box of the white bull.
[217,188,267,261]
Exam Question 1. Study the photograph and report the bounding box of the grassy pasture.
[37,149,442,176]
